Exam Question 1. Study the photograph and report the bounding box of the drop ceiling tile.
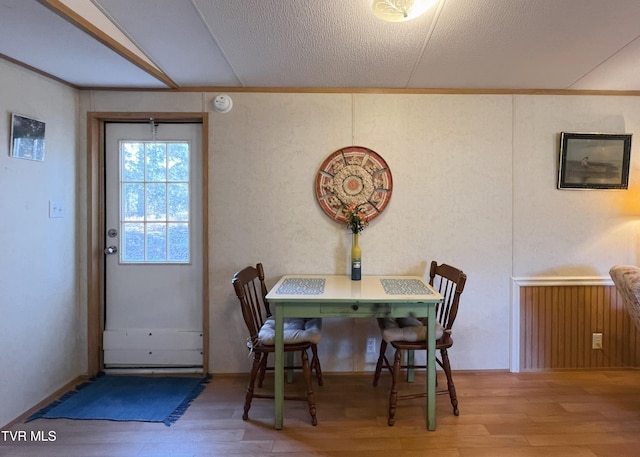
[0,0,166,88]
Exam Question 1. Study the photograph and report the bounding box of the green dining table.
[265,274,443,430]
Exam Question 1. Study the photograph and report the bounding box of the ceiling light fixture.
[371,0,436,22]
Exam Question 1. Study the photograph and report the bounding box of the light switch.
[49,200,64,218]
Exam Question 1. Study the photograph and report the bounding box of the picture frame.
[558,132,632,189]
[10,113,45,161]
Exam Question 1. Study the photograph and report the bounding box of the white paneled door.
[103,122,203,370]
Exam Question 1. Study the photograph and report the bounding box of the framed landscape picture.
[558,132,631,189]
[10,113,45,161]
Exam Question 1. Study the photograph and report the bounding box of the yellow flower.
[344,204,368,234]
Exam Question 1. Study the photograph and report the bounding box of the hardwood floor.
[2,369,640,456]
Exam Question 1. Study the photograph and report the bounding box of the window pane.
[146,223,166,262]
[122,223,144,262]
[168,183,189,221]
[122,142,144,181]
[145,183,166,221]
[168,223,189,262]
[122,183,144,220]
[145,143,167,181]
[168,143,189,182]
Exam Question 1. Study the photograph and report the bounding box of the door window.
[120,141,191,263]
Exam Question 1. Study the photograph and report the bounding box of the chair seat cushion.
[379,317,444,343]
[258,317,322,345]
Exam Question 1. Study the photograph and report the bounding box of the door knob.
[104,246,118,255]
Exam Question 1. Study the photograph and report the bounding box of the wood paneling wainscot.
[520,283,640,370]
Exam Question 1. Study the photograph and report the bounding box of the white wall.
[208,92,513,372]
[513,95,640,277]
[78,90,640,377]
[0,60,79,427]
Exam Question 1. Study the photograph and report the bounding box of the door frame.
[86,112,210,375]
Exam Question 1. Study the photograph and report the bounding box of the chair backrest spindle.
[428,261,467,331]
[232,263,271,346]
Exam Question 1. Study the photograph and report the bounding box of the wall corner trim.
[511,276,614,287]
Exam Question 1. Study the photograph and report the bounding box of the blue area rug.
[27,374,208,426]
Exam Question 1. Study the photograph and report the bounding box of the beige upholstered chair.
[232,263,321,425]
[609,265,640,334]
[373,261,467,425]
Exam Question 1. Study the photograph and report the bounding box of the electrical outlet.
[366,337,377,353]
[592,333,603,349]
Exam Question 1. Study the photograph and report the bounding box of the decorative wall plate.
[315,146,393,223]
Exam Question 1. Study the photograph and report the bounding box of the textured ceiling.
[2,0,640,91]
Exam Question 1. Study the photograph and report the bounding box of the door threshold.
[103,367,204,375]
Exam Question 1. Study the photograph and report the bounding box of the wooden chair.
[373,261,467,425]
[254,274,323,388]
[232,263,320,425]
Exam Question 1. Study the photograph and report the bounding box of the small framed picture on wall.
[558,132,632,189]
[10,113,46,161]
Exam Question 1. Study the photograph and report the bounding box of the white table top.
[266,274,442,303]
